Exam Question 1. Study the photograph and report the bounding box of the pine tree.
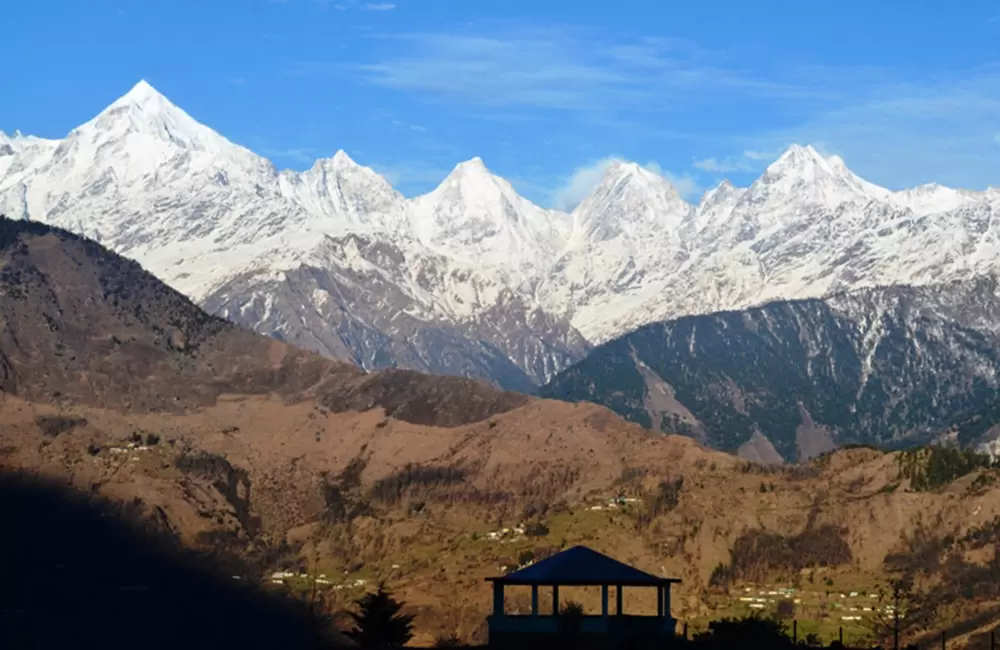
[348,583,415,649]
[863,577,935,650]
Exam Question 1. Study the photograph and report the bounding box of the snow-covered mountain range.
[2,80,998,389]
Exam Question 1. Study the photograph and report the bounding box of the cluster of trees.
[635,477,685,529]
[369,463,469,506]
[34,415,88,437]
[717,525,853,585]
[897,446,997,492]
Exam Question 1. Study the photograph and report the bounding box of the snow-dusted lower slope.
[200,233,589,391]
[2,81,999,391]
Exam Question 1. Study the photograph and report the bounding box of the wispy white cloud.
[692,157,753,174]
[312,0,348,10]
[259,146,318,167]
[387,117,426,133]
[644,162,704,200]
[742,150,772,161]
[549,156,703,211]
[291,24,1000,191]
[736,70,1000,189]
[550,157,617,211]
[364,2,396,10]
[335,27,818,114]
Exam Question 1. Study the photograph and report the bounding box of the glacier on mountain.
[2,80,998,388]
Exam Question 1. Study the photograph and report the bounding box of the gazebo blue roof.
[486,545,681,587]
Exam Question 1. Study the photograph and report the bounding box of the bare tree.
[864,577,935,650]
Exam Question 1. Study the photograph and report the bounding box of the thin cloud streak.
[290,25,1000,192]
[304,27,824,114]
[692,157,753,173]
[734,71,1000,190]
[551,157,618,211]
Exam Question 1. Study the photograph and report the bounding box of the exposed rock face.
[542,278,1000,460]
[200,234,588,394]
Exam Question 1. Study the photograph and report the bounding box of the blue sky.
[3,0,1000,207]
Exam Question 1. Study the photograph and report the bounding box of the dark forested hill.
[541,277,1000,462]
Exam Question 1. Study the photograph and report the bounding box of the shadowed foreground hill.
[0,472,349,649]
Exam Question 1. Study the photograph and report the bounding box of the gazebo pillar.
[601,585,609,619]
[616,584,623,615]
[492,582,505,616]
[662,583,672,617]
[552,585,560,614]
[531,585,539,616]
[657,586,664,617]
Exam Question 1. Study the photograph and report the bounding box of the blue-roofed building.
[485,545,681,648]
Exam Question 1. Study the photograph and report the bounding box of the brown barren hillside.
[0,216,527,421]
[3,216,1000,646]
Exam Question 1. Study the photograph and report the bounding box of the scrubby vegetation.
[883,522,954,576]
[321,457,374,524]
[896,446,997,492]
[881,515,1000,629]
[693,613,794,649]
[369,463,468,506]
[523,521,550,537]
[716,525,853,585]
[174,449,260,535]
[35,415,87,437]
[636,477,684,529]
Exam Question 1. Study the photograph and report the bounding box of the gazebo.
[485,546,681,648]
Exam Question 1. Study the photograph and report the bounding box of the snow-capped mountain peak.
[286,149,406,233]
[761,144,849,191]
[331,149,359,168]
[748,143,890,209]
[601,160,685,202]
[76,80,236,156]
[698,179,740,207]
[432,157,514,199]
[452,155,489,174]
[694,179,747,232]
[570,159,692,244]
[408,156,567,272]
[892,183,976,215]
[108,79,168,110]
